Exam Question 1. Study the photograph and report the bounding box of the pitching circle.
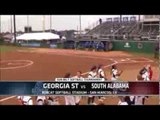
[0,60,33,70]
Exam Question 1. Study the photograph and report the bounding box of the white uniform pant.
[37,100,44,105]
[47,100,59,105]
[74,96,81,104]
[111,77,118,81]
[64,96,76,105]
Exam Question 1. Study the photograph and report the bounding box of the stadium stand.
[81,16,160,41]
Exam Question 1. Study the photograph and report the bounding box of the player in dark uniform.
[124,96,135,105]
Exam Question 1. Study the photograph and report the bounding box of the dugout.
[63,40,75,49]
[75,39,113,51]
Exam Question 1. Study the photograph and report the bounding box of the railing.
[87,20,99,30]
[86,18,110,31]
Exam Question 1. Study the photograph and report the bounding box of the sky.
[0,15,139,32]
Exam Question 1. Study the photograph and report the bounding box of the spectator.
[99,18,102,25]
[111,29,113,33]
[123,34,127,40]
[154,43,159,59]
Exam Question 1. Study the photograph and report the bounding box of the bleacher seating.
[83,18,159,40]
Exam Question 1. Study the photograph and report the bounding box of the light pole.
[50,15,52,32]
[27,15,29,27]
[43,15,45,32]
[27,15,29,33]
[10,15,12,33]
[158,16,160,57]
[138,15,140,22]
[0,15,1,33]
[120,15,122,23]
[13,15,16,43]
[79,15,81,36]
[159,16,160,40]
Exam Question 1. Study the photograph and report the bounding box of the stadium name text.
[92,82,129,89]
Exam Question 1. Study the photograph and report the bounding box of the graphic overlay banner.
[0,80,159,96]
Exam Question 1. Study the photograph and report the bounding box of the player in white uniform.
[144,65,151,81]
[88,66,97,105]
[142,72,150,81]
[117,96,128,105]
[64,73,76,105]
[17,96,33,105]
[97,64,107,104]
[36,96,47,105]
[111,65,123,81]
[65,96,75,105]
[46,96,59,105]
[73,71,83,105]
[97,64,107,80]
[134,96,148,105]
[138,66,150,81]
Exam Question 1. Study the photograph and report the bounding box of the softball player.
[46,96,59,105]
[17,96,33,105]
[117,96,128,105]
[97,64,107,80]
[123,96,135,105]
[74,71,83,105]
[88,66,97,78]
[97,64,107,103]
[64,73,76,105]
[138,66,150,81]
[36,96,47,105]
[149,67,153,80]
[65,96,76,105]
[111,65,123,81]
[147,64,153,80]
[134,96,149,105]
[88,66,97,105]
[128,96,135,105]
[143,65,150,81]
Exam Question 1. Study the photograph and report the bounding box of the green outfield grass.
[127,51,159,62]
[0,45,28,53]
